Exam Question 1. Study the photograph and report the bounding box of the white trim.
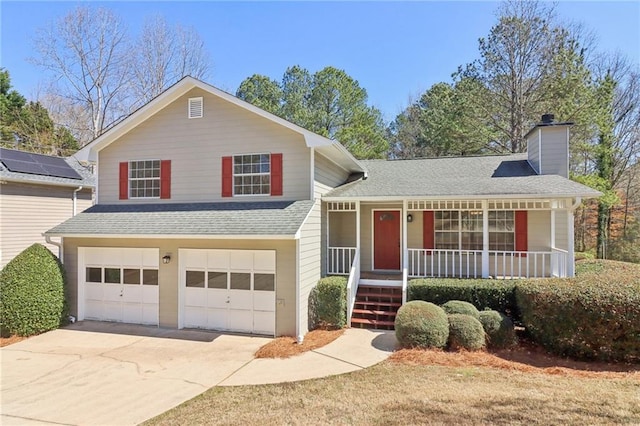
[371,208,402,271]
[0,176,95,189]
[538,128,543,174]
[295,239,302,343]
[46,233,296,240]
[322,193,601,202]
[310,148,315,200]
[482,201,489,278]
[78,247,86,321]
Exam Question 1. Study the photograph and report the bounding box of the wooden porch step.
[352,308,398,317]
[351,317,395,327]
[356,291,402,299]
[354,301,402,308]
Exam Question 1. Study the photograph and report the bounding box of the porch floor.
[360,271,403,281]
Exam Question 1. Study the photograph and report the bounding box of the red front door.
[374,210,400,270]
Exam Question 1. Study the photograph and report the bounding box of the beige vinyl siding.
[527,130,541,174]
[297,201,321,338]
[0,182,92,268]
[328,212,357,247]
[407,211,423,249]
[314,153,350,199]
[527,210,551,251]
[98,88,311,204]
[63,237,297,336]
[539,126,569,178]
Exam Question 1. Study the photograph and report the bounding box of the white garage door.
[180,249,276,336]
[80,247,159,325]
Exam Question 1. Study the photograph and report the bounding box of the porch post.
[567,207,575,277]
[550,207,556,250]
[482,200,489,278]
[402,199,409,304]
[355,200,361,257]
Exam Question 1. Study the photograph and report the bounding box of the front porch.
[324,199,576,328]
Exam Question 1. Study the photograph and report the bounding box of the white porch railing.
[408,249,483,278]
[346,248,361,324]
[328,246,356,275]
[489,251,551,279]
[551,248,569,277]
[407,249,562,279]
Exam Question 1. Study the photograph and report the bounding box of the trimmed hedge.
[308,276,347,329]
[409,278,519,321]
[441,300,480,319]
[0,244,66,336]
[478,310,517,349]
[447,314,486,350]
[395,301,449,349]
[516,260,640,362]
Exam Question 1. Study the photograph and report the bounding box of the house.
[0,148,94,268]
[46,77,600,339]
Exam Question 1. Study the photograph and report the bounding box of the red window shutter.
[222,156,233,197]
[160,160,171,199]
[271,153,283,196]
[515,211,528,253]
[119,162,128,200]
[423,211,434,253]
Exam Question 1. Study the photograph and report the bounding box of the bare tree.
[129,15,211,107]
[31,6,130,144]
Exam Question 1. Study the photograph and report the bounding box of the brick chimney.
[525,114,573,178]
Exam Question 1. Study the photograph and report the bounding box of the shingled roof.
[0,149,95,188]
[46,200,315,237]
[325,154,601,199]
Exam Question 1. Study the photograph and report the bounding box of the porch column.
[550,207,556,250]
[482,200,489,278]
[355,201,361,254]
[567,207,575,277]
[402,199,408,304]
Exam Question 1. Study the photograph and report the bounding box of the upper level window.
[233,154,270,195]
[129,160,160,198]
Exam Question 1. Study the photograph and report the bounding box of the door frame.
[371,209,402,271]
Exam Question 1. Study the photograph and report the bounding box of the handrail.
[346,248,360,325]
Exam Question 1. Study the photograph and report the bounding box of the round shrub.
[447,314,486,351]
[395,301,449,349]
[0,244,66,336]
[308,276,347,330]
[478,310,517,349]
[441,300,480,319]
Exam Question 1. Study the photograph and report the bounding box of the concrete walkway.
[0,322,396,425]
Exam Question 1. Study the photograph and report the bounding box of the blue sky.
[1,1,639,122]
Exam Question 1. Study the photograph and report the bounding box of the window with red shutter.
[271,153,283,196]
[515,211,528,254]
[119,162,128,200]
[160,160,171,199]
[423,211,434,254]
[222,156,233,197]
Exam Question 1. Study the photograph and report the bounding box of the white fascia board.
[322,193,602,202]
[315,143,367,175]
[44,233,296,240]
[293,199,319,239]
[0,177,95,189]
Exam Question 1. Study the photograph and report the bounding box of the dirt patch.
[255,329,344,359]
[390,344,640,379]
[0,335,27,347]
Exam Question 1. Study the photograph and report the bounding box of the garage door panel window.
[86,267,102,283]
[186,271,206,288]
[230,273,251,290]
[123,269,140,285]
[105,268,121,284]
[254,274,275,291]
[143,269,159,285]
[207,271,227,289]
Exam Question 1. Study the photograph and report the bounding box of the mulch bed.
[0,335,27,347]
[255,329,345,359]
[390,341,640,380]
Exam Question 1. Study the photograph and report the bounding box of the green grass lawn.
[145,360,639,425]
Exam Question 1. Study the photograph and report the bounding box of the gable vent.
[188,97,203,119]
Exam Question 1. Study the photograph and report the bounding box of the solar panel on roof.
[0,148,82,180]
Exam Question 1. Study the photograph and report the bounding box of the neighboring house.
[0,148,94,268]
[46,77,600,340]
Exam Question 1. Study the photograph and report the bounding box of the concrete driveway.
[0,321,271,425]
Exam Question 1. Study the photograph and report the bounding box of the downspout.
[73,186,83,216]
[44,235,64,265]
